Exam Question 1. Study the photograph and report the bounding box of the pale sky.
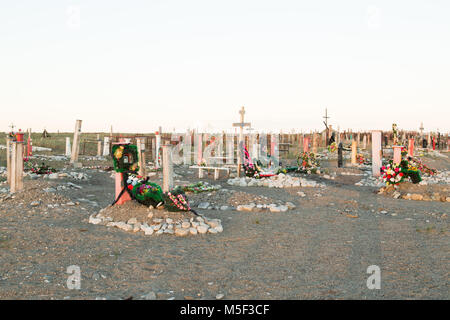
[1,1,449,134]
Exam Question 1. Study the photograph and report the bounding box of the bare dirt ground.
[0,153,449,300]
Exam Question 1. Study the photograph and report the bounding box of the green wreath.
[111,144,139,173]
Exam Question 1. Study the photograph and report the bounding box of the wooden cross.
[232,106,251,176]
[323,108,331,145]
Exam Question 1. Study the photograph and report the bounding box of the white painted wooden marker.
[162,145,173,193]
[371,131,382,177]
[232,106,251,176]
[65,137,71,157]
[103,137,110,156]
[70,120,82,164]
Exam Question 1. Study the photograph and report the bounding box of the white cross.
[232,106,251,176]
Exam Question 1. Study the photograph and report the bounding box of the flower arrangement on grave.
[199,159,207,167]
[24,160,57,174]
[111,144,139,173]
[381,163,407,186]
[119,173,196,214]
[328,142,338,153]
[181,182,219,193]
[162,186,193,212]
[297,152,320,174]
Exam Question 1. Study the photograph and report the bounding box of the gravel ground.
[0,155,448,300]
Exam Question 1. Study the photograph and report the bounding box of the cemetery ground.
[0,142,449,300]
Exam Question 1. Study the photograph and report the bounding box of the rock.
[175,228,189,236]
[220,206,229,211]
[207,219,221,228]
[411,194,423,201]
[127,218,138,225]
[30,201,41,207]
[216,294,224,300]
[66,202,76,206]
[89,215,102,225]
[297,192,306,197]
[431,193,441,201]
[142,291,157,300]
[446,197,450,203]
[166,218,173,224]
[270,206,281,213]
[285,202,296,209]
[237,204,254,212]
[189,227,198,235]
[48,173,59,180]
[147,212,153,219]
[198,202,210,209]
[214,225,223,233]
[181,221,190,229]
[133,223,141,232]
[393,191,401,199]
[208,228,218,234]
[279,205,288,212]
[197,225,208,234]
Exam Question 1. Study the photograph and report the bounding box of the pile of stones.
[89,212,223,236]
[227,173,326,188]
[236,202,296,213]
[355,172,385,187]
[28,171,89,181]
[419,171,450,185]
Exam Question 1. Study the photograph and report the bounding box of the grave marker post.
[65,137,71,157]
[103,137,110,156]
[338,143,343,168]
[303,136,310,153]
[6,136,11,184]
[393,145,402,165]
[408,139,414,157]
[10,141,24,193]
[136,137,146,177]
[162,145,173,193]
[70,120,82,164]
[312,133,318,154]
[351,140,357,165]
[155,131,161,168]
[371,131,382,177]
[96,134,102,156]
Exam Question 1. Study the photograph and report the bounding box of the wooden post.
[70,120,82,164]
[6,136,12,184]
[114,172,131,205]
[372,131,382,177]
[393,145,402,165]
[351,140,357,165]
[96,134,102,156]
[65,137,71,157]
[10,142,24,193]
[103,137,110,156]
[312,133,318,154]
[408,139,414,157]
[155,131,161,168]
[303,136,310,153]
[136,137,146,177]
[362,134,367,149]
[162,145,173,193]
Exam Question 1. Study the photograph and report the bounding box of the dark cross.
[323,108,330,145]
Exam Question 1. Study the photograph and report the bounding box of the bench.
[189,165,230,180]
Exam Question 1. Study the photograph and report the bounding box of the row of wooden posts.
[5,118,449,195]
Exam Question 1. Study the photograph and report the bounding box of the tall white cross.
[232,106,251,176]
